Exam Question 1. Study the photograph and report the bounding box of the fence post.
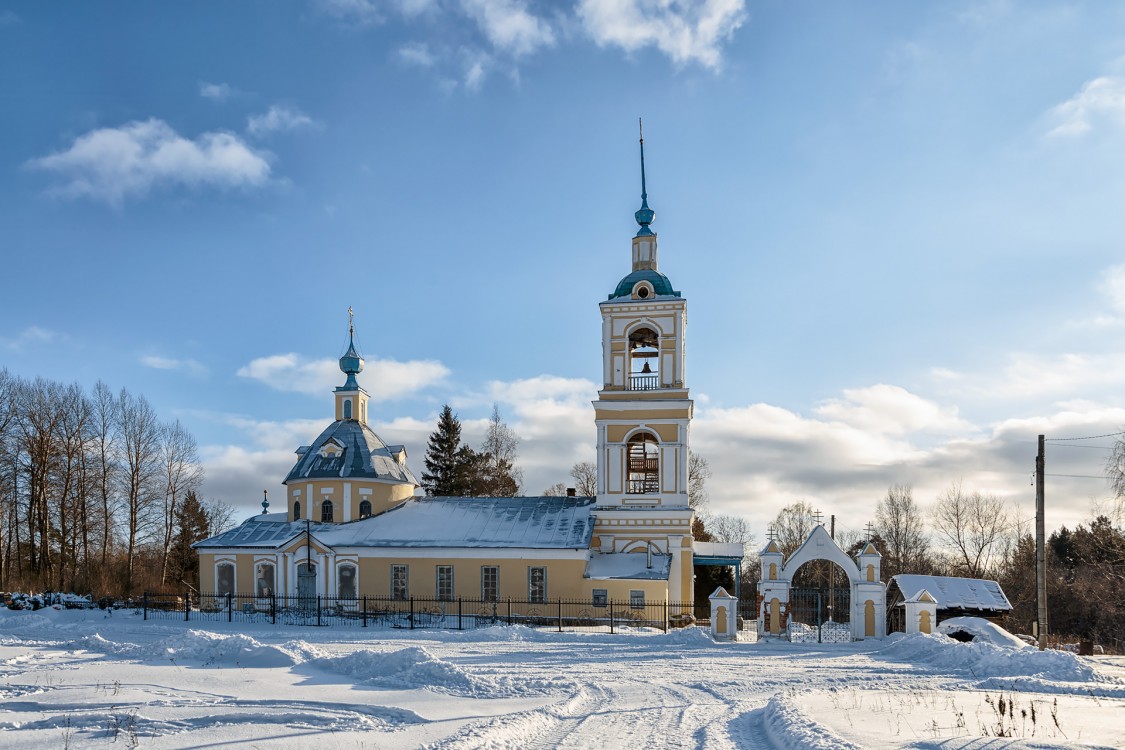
[185,592,190,622]
[410,597,415,630]
[507,598,512,626]
[817,591,822,644]
[458,597,463,630]
[558,599,563,633]
[227,592,232,623]
[362,595,367,628]
[143,592,148,621]
[317,595,321,627]
[271,593,276,625]
[663,600,668,633]
[610,601,615,634]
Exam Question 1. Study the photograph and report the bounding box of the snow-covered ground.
[2,608,1123,749]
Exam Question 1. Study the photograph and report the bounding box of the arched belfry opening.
[626,431,660,494]
[628,327,659,391]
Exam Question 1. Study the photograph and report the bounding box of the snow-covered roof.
[584,552,671,580]
[196,496,594,550]
[693,541,744,559]
[284,420,418,486]
[890,575,1011,611]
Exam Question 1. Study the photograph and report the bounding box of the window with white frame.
[630,590,645,608]
[321,499,334,522]
[217,562,235,595]
[528,566,546,603]
[255,562,275,597]
[481,566,499,602]
[436,565,454,601]
[592,589,608,608]
[391,564,408,600]
[358,499,372,518]
[337,563,357,600]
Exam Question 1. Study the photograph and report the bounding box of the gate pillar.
[709,587,737,641]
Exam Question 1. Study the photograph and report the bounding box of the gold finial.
[639,117,643,144]
[348,306,354,335]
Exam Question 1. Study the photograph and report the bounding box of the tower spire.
[338,307,364,391]
[635,118,655,237]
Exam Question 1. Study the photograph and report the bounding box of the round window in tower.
[633,281,654,300]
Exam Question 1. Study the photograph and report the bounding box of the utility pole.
[829,515,836,621]
[1036,434,1047,651]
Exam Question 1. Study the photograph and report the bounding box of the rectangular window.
[391,564,408,600]
[528,566,546,603]
[436,565,454,601]
[592,589,607,608]
[481,566,499,602]
[630,590,645,609]
[255,562,275,598]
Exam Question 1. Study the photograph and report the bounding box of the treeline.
[768,484,1125,647]
[0,369,224,597]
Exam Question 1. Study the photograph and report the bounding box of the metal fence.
[142,592,710,633]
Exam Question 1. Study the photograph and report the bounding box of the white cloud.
[199,81,234,101]
[1047,76,1125,138]
[236,353,450,401]
[464,51,490,90]
[814,384,970,436]
[577,0,747,69]
[1,326,58,350]
[460,0,555,57]
[246,105,317,137]
[140,355,207,376]
[398,42,436,67]
[28,119,271,206]
[1099,263,1125,314]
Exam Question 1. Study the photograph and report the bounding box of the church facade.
[194,138,736,608]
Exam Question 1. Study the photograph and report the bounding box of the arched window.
[628,327,659,390]
[255,562,275,597]
[321,499,334,522]
[293,501,301,521]
[343,399,352,419]
[216,562,235,595]
[359,500,372,518]
[626,431,659,494]
[337,564,357,600]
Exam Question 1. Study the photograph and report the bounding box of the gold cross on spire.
[348,306,354,335]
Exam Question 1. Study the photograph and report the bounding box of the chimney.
[566,487,576,497]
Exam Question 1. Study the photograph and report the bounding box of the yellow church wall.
[287,479,413,523]
[355,555,591,600]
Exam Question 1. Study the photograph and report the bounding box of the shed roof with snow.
[889,575,1011,611]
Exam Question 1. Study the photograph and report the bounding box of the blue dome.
[609,269,681,300]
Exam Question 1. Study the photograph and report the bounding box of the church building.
[194,135,740,608]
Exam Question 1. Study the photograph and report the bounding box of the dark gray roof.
[284,420,418,486]
[194,496,595,550]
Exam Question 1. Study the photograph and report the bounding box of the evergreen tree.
[168,490,209,591]
[422,405,465,496]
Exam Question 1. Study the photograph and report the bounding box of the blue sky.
[3,0,1125,537]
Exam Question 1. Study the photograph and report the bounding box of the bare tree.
[771,500,817,559]
[158,420,204,586]
[542,482,568,496]
[569,461,598,497]
[90,381,120,567]
[874,484,931,578]
[480,404,522,495]
[203,497,236,536]
[0,369,15,588]
[118,389,162,593]
[688,451,711,511]
[931,481,1010,578]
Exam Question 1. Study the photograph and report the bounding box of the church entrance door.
[297,563,316,608]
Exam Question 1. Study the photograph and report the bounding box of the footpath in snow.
[1,607,1123,749]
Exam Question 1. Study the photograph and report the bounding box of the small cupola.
[334,307,370,425]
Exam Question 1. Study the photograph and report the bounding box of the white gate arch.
[757,524,886,641]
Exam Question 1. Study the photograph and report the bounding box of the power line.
[1045,431,1125,442]
[1045,473,1106,479]
[1043,443,1114,450]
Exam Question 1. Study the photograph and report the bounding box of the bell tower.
[593,124,693,510]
